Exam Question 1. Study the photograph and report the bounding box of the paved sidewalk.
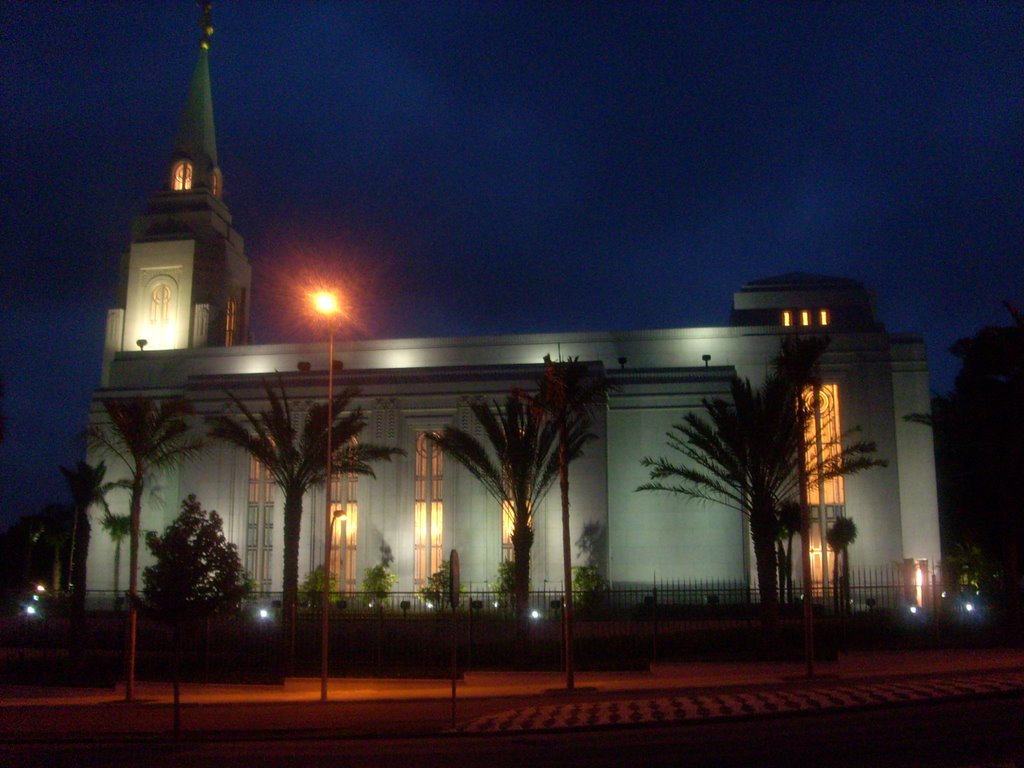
[2,649,1023,738]
[454,668,1024,733]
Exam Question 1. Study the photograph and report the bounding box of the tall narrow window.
[246,456,275,593]
[803,383,845,586]
[501,501,515,562]
[150,284,172,324]
[329,441,359,593]
[210,168,222,197]
[414,432,444,589]
[782,310,793,327]
[171,160,193,191]
[819,309,830,326]
[225,297,237,347]
[800,309,811,327]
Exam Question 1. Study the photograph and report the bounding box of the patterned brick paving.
[454,671,1024,733]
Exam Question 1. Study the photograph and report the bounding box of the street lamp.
[312,289,342,703]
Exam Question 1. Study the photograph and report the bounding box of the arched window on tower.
[171,160,193,191]
[210,168,222,197]
[150,284,172,324]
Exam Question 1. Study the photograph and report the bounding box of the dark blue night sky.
[1,2,1021,529]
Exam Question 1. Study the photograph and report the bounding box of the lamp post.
[313,290,341,703]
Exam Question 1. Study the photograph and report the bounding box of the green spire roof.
[168,3,220,195]
[174,44,218,169]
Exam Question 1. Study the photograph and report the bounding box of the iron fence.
[0,567,1002,685]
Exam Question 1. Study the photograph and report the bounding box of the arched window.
[225,297,237,347]
[414,432,444,589]
[171,160,193,191]
[210,168,222,197]
[150,284,172,324]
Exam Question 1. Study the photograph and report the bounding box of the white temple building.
[85,10,941,600]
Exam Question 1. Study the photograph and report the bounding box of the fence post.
[652,583,658,664]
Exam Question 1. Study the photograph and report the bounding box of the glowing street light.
[313,288,343,703]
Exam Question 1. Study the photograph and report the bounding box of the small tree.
[420,559,459,610]
[490,560,517,612]
[826,516,857,615]
[140,495,247,739]
[299,566,338,608]
[362,544,397,603]
[572,564,608,617]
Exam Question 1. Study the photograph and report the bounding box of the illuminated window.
[502,501,514,561]
[803,383,845,587]
[210,168,221,197]
[150,284,172,324]
[329,438,359,592]
[414,432,444,589]
[819,309,829,326]
[171,160,193,191]
[782,310,793,327]
[246,456,275,593]
[800,310,811,327]
[225,297,237,347]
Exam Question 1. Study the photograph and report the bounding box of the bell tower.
[104,2,250,381]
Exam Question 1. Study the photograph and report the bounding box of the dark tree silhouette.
[140,495,247,739]
[87,397,204,701]
[60,460,120,664]
[520,356,613,690]
[908,305,1024,636]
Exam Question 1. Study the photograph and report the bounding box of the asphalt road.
[5,694,1022,768]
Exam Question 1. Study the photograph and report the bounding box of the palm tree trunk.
[832,549,841,615]
[69,507,91,667]
[841,547,851,616]
[797,400,815,677]
[751,507,780,645]
[281,490,304,678]
[51,543,62,593]
[776,541,786,605]
[173,621,182,741]
[113,541,122,610]
[511,523,533,661]
[558,425,575,691]
[785,534,795,605]
[126,474,144,702]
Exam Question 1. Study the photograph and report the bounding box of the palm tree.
[775,335,884,669]
[100,511,131,608]
[60,460,119,660]
[520,355,613,690]
[41,504,73,592]
[208,377,401,675]
[87,397,204,702]
[427,396,593,632]
[826,516,858,615]
[775,500,802,605]
[639,375,803,637]
[638,371,884,642]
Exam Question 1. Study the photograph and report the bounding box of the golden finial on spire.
[199,1,214,50]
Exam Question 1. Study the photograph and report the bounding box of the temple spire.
[200,1,214,50]
[168,1,220,195]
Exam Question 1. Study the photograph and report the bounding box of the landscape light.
[35,584,45,593]
[258,608,270,620]
[965,602,974,612]
[908,605,918,615]
[531,610,540,619]
[25,605,37,616]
